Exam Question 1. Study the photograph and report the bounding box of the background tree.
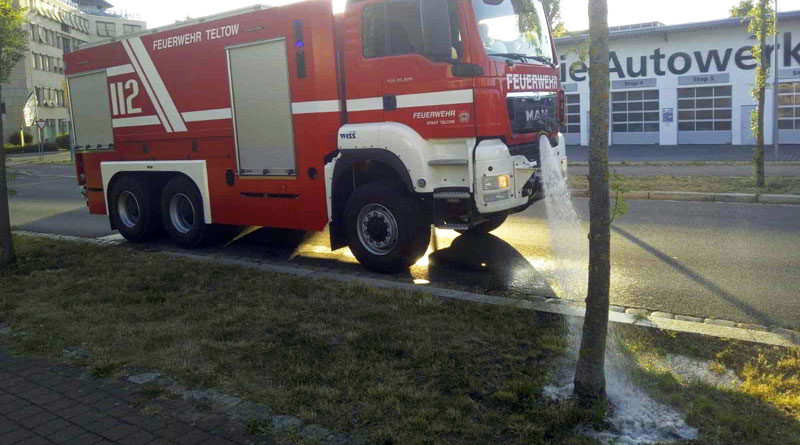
[730,0,755,17]
[574,0,611,408]
[749,0,776,188]
[0,0,28,267]
[542,0,568,37]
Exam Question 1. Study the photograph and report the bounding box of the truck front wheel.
[109,175,161,243]
[161,176,212,248]
[344,182,431,274]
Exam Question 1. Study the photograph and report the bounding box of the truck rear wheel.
[109,175,161,243]
[345,182,431,274]
[456,215,508,235]
[161,176,212,248]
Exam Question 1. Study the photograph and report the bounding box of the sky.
[107,0,800,31]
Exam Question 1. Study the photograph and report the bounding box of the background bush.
[8,131,32,145]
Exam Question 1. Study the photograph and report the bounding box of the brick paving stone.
[1,428,36,445]
[62,432,103,445]
[118,429,158,445]
[0,343,264,445]
[32,418,71,436]
[45,424,86,442]
[175,429,218,445]
[100,423,141,441]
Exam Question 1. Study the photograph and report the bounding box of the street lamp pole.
[773,0,780,161]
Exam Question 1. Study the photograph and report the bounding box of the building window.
[612,90,660,133]
[123,24,142,34]
[35,87,43,105]
[778,82,800,130]
[563,94,581,134]
[97,21,116,37]
[677,86,732,131]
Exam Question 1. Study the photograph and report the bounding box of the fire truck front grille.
[507,92,559,135]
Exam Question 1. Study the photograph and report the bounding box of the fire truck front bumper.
[473,135,565,215]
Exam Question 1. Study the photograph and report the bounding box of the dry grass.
[569,175,800,195]
[0,237,595,445]
[1,237,798,444]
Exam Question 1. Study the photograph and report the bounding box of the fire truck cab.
[66,0,567,273]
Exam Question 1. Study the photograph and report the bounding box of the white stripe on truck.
[182,108,232,122]
[106,64,134,77]
[345,89,474,112]
[128,37,188,132]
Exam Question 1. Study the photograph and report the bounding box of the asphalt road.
[8,163,800,329]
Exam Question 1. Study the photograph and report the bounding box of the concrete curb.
[570,189,800,205]
[14,231,799,349]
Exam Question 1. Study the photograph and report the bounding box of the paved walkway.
[566,144,800,162]
[0,345,257,445]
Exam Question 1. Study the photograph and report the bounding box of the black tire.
[456,215,508,235]
[109,174,161,243]
[160,176,212,248]
[344,182,431,274]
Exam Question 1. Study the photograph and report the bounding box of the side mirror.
[421,0,453,60]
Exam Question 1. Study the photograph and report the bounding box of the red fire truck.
[65,0,567,273]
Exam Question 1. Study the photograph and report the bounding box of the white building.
[555,12,800,146]
[2,0,145,144]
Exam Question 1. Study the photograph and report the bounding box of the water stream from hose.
[537,137,698,444]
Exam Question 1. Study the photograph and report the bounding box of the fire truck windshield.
[472,0,554,65]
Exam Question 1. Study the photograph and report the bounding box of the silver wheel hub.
[169,193,196,234]
[117,191,141,229]
[357,204,399,256]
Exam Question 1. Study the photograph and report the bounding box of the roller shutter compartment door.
[611,90,660,145]
[228,39,296,176]
[562,94,581,146]
[777,82,800,144]
[677,86,732,145]
[67,70,113,149]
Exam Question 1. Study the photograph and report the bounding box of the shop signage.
[678,73,730,85]
[662,108,674,123]
[563,83,578,92]
[561,31,800,83]
[779,68,800,80]
[612,78,657,89]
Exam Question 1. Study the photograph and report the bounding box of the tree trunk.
[754,0,768,188]
[574,0,611,408]
[0,83,15,266]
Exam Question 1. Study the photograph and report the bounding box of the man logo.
[340,132,356,140]
[525,109,548,122]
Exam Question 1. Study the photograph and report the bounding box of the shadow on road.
[428,233,557,297]
[612,226,776,327]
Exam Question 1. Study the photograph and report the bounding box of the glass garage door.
[611,90,660,145]
[778,82,800,144]
[562,94,581,145]
[677,86,732,144]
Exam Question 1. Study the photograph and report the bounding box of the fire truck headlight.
[484,191,510,204]
[482,175,510,191]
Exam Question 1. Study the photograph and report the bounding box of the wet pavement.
[9,163,800,329]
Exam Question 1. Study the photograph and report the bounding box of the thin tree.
[574,0,611,408]
[0,0,28,267]
[730,0,755,17]
[749,0,775,188]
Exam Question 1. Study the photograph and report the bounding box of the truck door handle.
[383,95,397,111]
